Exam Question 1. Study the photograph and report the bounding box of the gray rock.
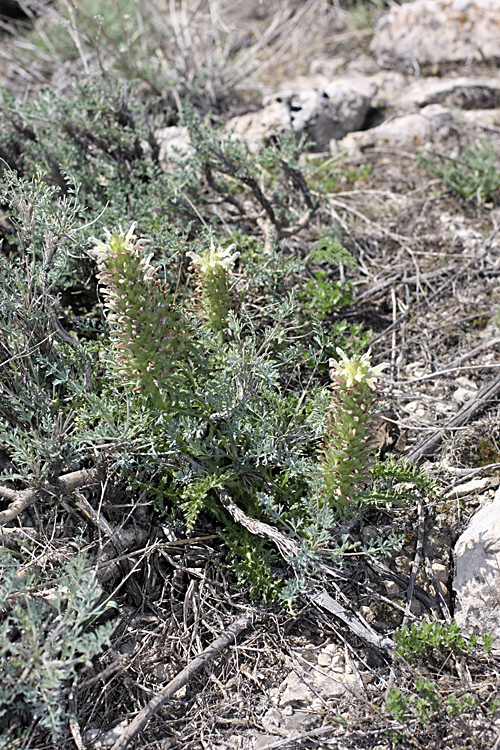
[333,105,451,155]
[252,735,282,749]
[370,0,500,66]
[261,707,319,739]
[398,76,500,110]
[460,108,500,127]
[84,720,129,748]
[227,77,371,152]
[453,486,500,646]
[227,101,292,152]
[279,667,362,707]
[156,126,194,170]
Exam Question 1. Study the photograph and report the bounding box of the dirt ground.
[2,2,500,749]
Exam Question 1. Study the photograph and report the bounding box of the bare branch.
[110,610,256,750]
[0,466,100,525]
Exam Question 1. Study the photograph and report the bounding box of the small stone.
[310,698,325,711]
[279,668,363,706]
[324,643,337,654]
[153,663,171,681]
[453,386,476,404]
[317,652,332,668]
[384,580,403,596]
[361,525,379,543]
[395,556,412,575]
[431,562,449,584]
[84,720,129,749]
[330,652,345,671]
[253,736,282,750]
[262,707,282,731]
[435,580,448,597]
[455,376,478,390]
[282,705,293,716]
[411,599,422,616]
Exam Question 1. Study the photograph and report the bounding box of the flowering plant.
[187,239,239,336]
[90,224,195,408]
[322,348,388,517]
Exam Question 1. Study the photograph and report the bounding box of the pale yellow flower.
[330,348,387,389]
[187,239,239,273]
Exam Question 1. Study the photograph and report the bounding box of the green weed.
[420,138,500,202]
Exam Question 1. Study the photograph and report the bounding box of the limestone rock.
[227,77,371,152]
[334,105,451,155]
[279,667,362,707]
[84,720,129,749]
[370,0,500,66]
[460,108,500,127]
[453,486,500,646]
[156,126,193,170]
[398,76,500,110]
[260,707,318,739]
[227,101,292,152]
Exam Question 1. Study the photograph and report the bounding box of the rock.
[453,386,478,404]
[431,562,449,584]
[359,605,377,625]
[330,651,345,671]
[398,77,500,110]
[445,475,499,499]
[155,126,193,170]
[370,0,500,66]
[227,101,292,152]
[317,651,332,667]
[453,486,500,646]
[395,556,412,576]
[384,580,403,596]
[361,525,379,543]
[334,105,451,155]
[461,108,500,127]
[84,720,129,749]
[227,77,371,152]
[279,667,362,707]
[261,707,282,734]
[253,735,282,749]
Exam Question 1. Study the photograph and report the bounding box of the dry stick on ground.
[356,264,457,303]
[215,489,394,651]
[406,372,500,461]
[367,560,438,612]
[110,610,256,750]
[402,500,425,627]
[0,466,100,525]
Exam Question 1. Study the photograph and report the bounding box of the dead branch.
[215,488,301,560]
[0,466,100,525]
[310,590,394,651]
[216,489,395,651]
[110,610,256,750]
[402,499,425,626]
[406,372,500,461]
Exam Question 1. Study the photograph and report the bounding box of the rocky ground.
[2,1,500,749]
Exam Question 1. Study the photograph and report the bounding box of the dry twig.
[110,610,256,750]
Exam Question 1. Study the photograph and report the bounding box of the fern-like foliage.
[0,550,116,746]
